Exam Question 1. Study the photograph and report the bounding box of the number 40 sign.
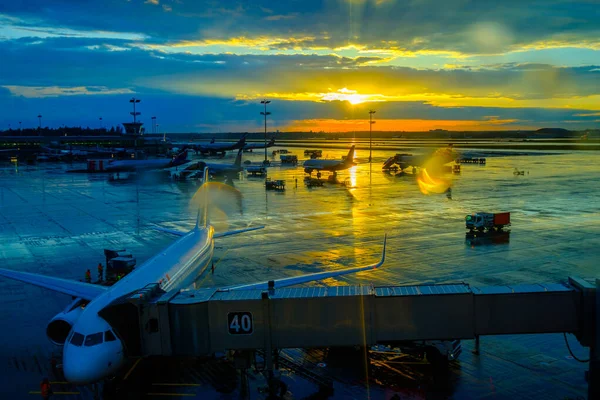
[227,311,254,335]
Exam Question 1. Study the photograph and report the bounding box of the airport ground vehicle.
[280,154,298,165]
[466,212,511,231]
[103,249,136,282]
[246,165,267,176]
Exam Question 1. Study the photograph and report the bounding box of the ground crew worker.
[40,377,52,400]
[85,269,91,283]
[97,263,103,281]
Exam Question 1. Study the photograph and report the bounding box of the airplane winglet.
[195,167,210,230]
[377,233,387,268]
[214,225,265,238]
[224,233,387,291]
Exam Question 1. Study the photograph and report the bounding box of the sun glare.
[347,94,365,105]
[321,88,378,104]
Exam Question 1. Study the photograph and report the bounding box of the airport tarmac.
[0,144,598,399]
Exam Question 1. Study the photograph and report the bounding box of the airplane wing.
[154,225,264,238]
[214,225,265,238]
[0,268,108,300]
[154,227,186,237]
[224,234,386,291]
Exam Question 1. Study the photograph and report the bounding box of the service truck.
[465,212,510,231]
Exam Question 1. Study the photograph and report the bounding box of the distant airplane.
[180,148,244,178]
[304,145,356,178]
[105,149,189,172]
[0,167,387,385]
[244,138,275,152]
[382,148,456,172]
[196,134,247,156]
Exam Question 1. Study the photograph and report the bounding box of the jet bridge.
[117,277,598,398]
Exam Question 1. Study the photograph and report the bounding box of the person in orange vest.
[40,377,52,399]
[85,269,91,283]
[97,263,104,281]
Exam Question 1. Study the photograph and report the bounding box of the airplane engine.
[304,167,313,174]
[46,297,88,345]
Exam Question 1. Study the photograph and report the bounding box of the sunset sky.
[1,0,599,133]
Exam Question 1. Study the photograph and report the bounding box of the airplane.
[176,148,244,179]
[244,138,275,152]
[195,134,247,156]
[303,145,356,178]
[382,148,456,173]
[0,167,387,385]
[105,149,190,172]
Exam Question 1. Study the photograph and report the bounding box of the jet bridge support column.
[588,279,599,400]
[569,277,598,400]
[262,287,276,397]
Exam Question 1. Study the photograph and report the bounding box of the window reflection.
[84,332,103,347]
[70,332,84,346]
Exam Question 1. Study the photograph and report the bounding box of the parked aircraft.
[244,138,275,152]
[196,135,247,156]
[304,146,356,178]
[382,148,456,173]
[177,148,244,179]
[105,149,189,172]
[0,166,387,385]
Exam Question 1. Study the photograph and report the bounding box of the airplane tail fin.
[345,145,356,163]
[195,166,210,230]
[237,134,247,148]
[172,148,188,164]
[233,148,243,167]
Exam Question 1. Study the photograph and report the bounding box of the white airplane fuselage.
[62,227,214,384]
[106,159,181,172]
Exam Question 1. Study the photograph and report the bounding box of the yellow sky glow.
[283,118,528,132]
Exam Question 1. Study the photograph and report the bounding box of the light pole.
[129,97,141,123]
[369,110,376,163]
[260,100,271,164]
[99,117,103,129]
[151,116,156,133]
[37,114,42,129]
[19,121,22,130]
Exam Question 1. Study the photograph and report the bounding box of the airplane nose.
[63,353,101,384]
[63,344,115,385]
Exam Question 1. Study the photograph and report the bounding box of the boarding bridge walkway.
[102,277,599,398]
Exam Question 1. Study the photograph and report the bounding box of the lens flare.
[190,182,243,225]
[417,168,451,194]
[416,147,457,195]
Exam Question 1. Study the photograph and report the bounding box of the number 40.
[230,314,252,333]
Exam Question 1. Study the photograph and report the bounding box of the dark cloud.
[2,0,600,54]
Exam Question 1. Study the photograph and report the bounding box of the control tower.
[122,97,144,135]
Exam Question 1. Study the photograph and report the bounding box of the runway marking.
[152,383,202,387]
[123,357,143,381]
[29,391,80,395]
[146,393,196,397]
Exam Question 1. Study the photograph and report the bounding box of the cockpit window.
[84,332,103,347]
[104,330,116,342]
[70,332,84,346]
